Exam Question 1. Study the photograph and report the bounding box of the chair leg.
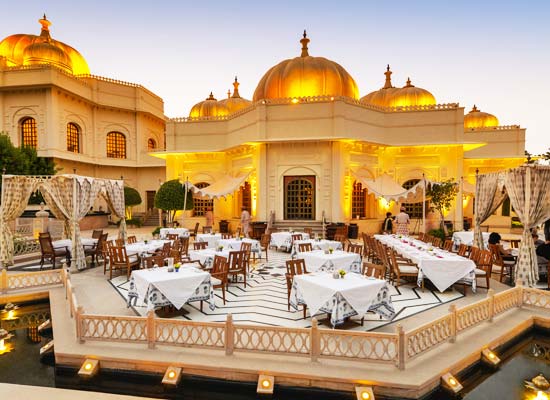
[222,286,226,305]
[200,301,203,312]
[303,305,307,319]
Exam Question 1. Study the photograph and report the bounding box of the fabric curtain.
[40,187,70,238]
[504,166,550,287]
[102,179,127,241]
[0,176,38,266]
[473,172,507,249]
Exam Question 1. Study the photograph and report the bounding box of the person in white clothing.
[395,206,410,236]
[240,207,251,238]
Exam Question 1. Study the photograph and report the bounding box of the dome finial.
[300,30,310,57]
[38,14,52,38]
[471,104,479,112]
[227,90,231,99]
[405,77,414,88]
[232,76,241,98]
[383,65,394,89]
[207,92,216,101]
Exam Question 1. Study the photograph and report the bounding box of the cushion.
[129,255,139,263]
[399,265,418,274]
[474,268,487,276]
[210,277,222,286]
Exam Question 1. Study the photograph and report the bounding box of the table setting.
[290,239,342,258]
[217,237,261,254]
[125,239,170,257]
[188,248,231,269]
[159,228,190,239]
[196,233,223,248]
[270,231,310,251]
[297,249,362,273]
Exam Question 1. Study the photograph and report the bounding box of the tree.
[427,179,459,235]
[154,179,194,223]
[124,186,142,219]
[0,133,56,204]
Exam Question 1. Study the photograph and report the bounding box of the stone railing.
[1,269,65,294]
[465,125,521,132]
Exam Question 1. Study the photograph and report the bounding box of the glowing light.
[448,378,457,386]
[6,310,14,320]
[378,197,392,211]
[535,391,549,400]
[261,379,271,388]
[291,98,299,104]
[257,375,274,394]
[360,391,371,400]
[84,362,93,371]
[0,339,5,352]
[168,370,176,379]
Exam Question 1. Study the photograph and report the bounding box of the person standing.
[382,212,393,234]
[395,206,410,236]
[205,207,214,228]
[240,207,251,238]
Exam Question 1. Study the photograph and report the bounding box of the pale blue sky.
[2,0,549,152]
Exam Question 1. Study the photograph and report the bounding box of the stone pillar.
[34,203,49,238]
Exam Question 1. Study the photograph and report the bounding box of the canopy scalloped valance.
[184,171,252,200]
[351,172,430,203]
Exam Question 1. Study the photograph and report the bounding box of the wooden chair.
[227,250,247,288]
[169,249,181,262]
[389,249,420,288]
[469,247,481,264]
[509,239,521,249]
[475,249,492,290]
[221,233,232,239]
[291,233,303,242]
[457,244,470,257]
[143,255,165,269]
[84,233,107,267]
[363,262,386,279]
[431,237,442,248]
[193,241,208,250]
[298,242,313,252]
[202,226,212,234]
[127,235,137,244]
[115,238,125,247]
[362,233,374,262]
[443,240,453,252]
[333,234,347,246]
[108,246,140,279]
[167,234,179,241]
[488,244,514,283]
[91,230,103,239]
[190,222,200,239]
[285,259,308,317]
[210,255,229,305]
[178,237,190,261]
[417,232,426,242]
[103,240,115,274]
[303,227,313,236]
[259,233,270,261]
[240,241,252,272]
[235,227,242,237]
[38,234,70,270]
[346,243,363,257]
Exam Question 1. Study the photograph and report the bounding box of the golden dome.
[464,105,499,129]
[253,31,359,101]
[218,77,252,113]
[189,92,229,118]
[0,15,90,75]
[388,78,436,107]
[360,65,400,107]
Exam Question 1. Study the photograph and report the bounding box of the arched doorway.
[284,176,315,220]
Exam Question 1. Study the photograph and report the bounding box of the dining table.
[291,239,342,258]
[452,231,490,248]
[375,234,476,292]
[217,238,261,255]
[196,233,223,248]
[270,231,310,251]
[159,228,189,239]
[188,248,232,269]
[125,240,170,257]
[127,265,214,311]
[297,249,362,273]
[53,238,98,255]
[289,272,394,327]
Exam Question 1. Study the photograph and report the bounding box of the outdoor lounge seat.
[38,233,70,270]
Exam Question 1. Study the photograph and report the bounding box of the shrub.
[124,186,142,219]
[154,179,194,223]
[428,228,446,241]
[152,227,161,236]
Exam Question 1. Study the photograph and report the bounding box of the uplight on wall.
[355,386,375,400]
[0,329,14,355]
[78,358,99,378]
[481,348,501,367]
[162,366,182,386]
[441,372,463,394]
[257,374,275,395]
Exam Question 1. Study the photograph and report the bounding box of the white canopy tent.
[0,174,126,270]
[184,171,252,200]
[473,165,550,287]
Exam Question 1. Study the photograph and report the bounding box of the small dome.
[0,15,90,75]
[218,77,252,114]
[388,78,436,107]
[189,92,229,118]
[253,31,359,101]
[464,105,499,129]
[360,65,400,107]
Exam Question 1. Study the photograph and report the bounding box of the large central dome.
[253,31,359,101]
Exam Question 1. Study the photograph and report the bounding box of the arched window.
[66,123,80,153]
[21,117,37,148]
[240,181,251,214]
[106,132,126,159]
[147,138,156,151]
[284,176,315,220]
[193,182,213,217]
[402,179,427,219]
[351,181,366,218]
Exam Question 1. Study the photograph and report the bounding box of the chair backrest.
[286,259,307,276]
[260,233,271,248]
[488,244,503,266]
[347,243,363,255]
[298,242,313,252]
[193,222,200,235]
[418,232,426,242]
[143,255,165,269]
[388,249,406,276]
[509,239,521,249]
[193,241,208,250]
[115,238,125,247]
[160,242,172,257]
[167,234,179,241]
[443,240,453,252]
[335,225,348,236]
[477,249,493,271]
[211,255,229,277]
[457,244,470,257]
[291,233,303,241]
[240,241,252,253]
[95,233,108,253]
[432,237,442,248]
[303,227,313,236]
[228,250,246,271]
[127,235,137,244]
[109,246,129,265]
[179,237,190,256]
[363,262,385,279]
[334,234,347,245]
[469,247,481,264]
[38,234,54,254]
[221,233,232,239]
[92,230,103,239]
[169,248,181,261]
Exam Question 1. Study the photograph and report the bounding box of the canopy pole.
[72,177,77,269]
[182,176,188,228]
[422,174,426,235]
[0,171,5,271]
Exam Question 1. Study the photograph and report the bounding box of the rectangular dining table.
[196,233,223,248]
[188,248,231,269]
[297,250,362,274]
[291,239,342,258]
[159,228,189,239]
[270,232,310,251]
[290,272,394,327]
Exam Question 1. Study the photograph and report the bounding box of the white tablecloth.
[218,238,261,254]
[290,272,394,326]
[188,248,231,269]
[159,228,189,239]
[53,238,98,255]
[196,233,223,248]
[375,235,476,292]
[291,239,342,258]
[128,266,214,311]
[125,240,168,256]
[270,232,310,250]
[297,250,362,273]
[452,231,490,248]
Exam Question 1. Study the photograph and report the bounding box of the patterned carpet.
[109,249,465,332]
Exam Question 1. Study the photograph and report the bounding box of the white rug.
[109,250,465,332]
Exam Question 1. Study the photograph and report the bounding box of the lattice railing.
[406,315,453,360]
[13,237,40,255]
[523,288,550,309]
[456,298,491,332]
[319,330,397,362]
[80,315,148,343]
[494,287,521,316]
[233,324,310,355]
[3,269,63,292]
[156,319,225,349]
